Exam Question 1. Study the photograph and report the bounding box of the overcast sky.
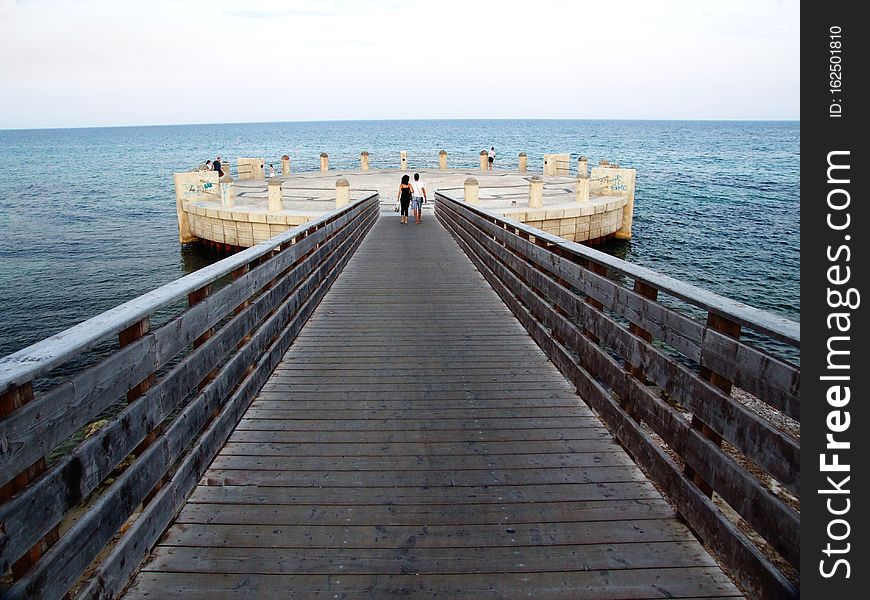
[0,0,800,129]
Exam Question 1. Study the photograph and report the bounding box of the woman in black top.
[397,174,413,224]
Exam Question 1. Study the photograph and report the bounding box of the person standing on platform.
[205,160,212,171]
[268,164,276,178]
[411,172,427,224]
[487,147,495,172]
[213,156,223,177]
[397,174,413,224]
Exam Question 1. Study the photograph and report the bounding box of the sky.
[0,0,800,129]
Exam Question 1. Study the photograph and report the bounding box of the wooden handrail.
[437,192,799,348]
[435,191,799,600]
[0,194,379,600]
[0,194,378,392]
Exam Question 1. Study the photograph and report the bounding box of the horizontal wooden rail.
[435,192,799,600]
[0,194,379,599]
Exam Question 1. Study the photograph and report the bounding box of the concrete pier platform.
[178,167,635,248]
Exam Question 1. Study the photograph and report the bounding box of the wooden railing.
[0,194,379,599]
[436,192,800,600]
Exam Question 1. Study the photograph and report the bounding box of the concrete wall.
[174,170,220,243]
[186,205,314,247]
[589,166,636,240]
[499,197,628,243]
[237,158,265,180]
[543,154,571,176]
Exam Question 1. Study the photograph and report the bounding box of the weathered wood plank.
[176,497,676,526]
[188,481,667,506]
[145,540,714,572]
[125,569,742,599]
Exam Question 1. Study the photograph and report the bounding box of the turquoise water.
[0,120,799,358]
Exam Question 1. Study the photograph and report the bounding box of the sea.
[0,119,799,360]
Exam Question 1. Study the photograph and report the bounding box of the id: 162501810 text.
[829,26,843,118]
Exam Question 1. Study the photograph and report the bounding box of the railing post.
[335,178,350,208]
[438,150,448,170]
[518,152,528,173]
[119,318,162,503]
[267,177,284,212]
[220,174,235,208]
[576,173,590,203]
[268,178,283,212]
[319,152,329,172]
[400,151,407,170]
[584,262,608,345]
[685,313,742,497]
[626,281,658,383]
[464,177,479,205]
[189,285,215,387]
[578,156,588,177]
[479,150,488,172]
[281,154,290,175]
[1,383,61,581]
[529,175,543,209]
[360,151,370,171]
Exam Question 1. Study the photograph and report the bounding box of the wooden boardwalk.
[122,212,742,599]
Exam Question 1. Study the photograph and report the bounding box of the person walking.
[487,147,495,172]
[397,174,413,224]
[411,172,427,224]
[213,156,224,177]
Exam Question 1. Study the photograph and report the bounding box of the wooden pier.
[0,194,799,599]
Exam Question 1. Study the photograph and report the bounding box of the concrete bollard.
[360,151,370,171]
[599,159,610,167]
[439,150,448,170]
[281,154,290,175]
[335,178,351,208]
[220,174,235,208]
[576,174,590,203]
[479,150,488,172]
[464,177,479,205]
[577,156,588,177]
[267,177,283,212]
[518,152,528,173]
[320,152,329,172]
[400,151,408,170]
[529,175,543,209]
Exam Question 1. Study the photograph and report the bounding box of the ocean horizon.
[0,118,799,359]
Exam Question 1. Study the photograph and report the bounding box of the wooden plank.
[228,428,613,444]
[176,497,676,526]
[188,481,667,507]
[219,439,621,457]
[123,568,741,599]
[144,540,715,573]
[234,416,601,431]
